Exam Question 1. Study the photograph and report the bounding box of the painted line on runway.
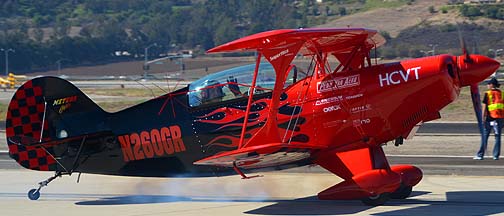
[429,121,476,123]
[388,154,482,158]
[416,133,479,136]
[417,164,504,169]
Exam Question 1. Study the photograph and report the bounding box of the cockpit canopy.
[188,62,301,107]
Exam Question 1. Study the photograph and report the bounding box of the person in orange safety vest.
[474,77,503,160]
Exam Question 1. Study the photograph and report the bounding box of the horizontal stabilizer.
[8,131,110,148]
[8,135,39,146]
[194,143,325,169]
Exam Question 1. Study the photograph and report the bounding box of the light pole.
[56,59,69,76]
[176,57,185,74]
[143,43,157,78]
[1,48,14,76]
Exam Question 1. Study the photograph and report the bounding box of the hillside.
[320,0,449,37]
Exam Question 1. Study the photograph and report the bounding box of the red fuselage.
[281,55,460,150]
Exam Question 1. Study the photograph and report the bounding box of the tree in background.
[460,5,482,17]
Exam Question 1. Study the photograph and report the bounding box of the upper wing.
[207,28,385,56]
[208,28,385,73]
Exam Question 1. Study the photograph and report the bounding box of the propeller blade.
[457,25,472,62]
[470,84,484,137]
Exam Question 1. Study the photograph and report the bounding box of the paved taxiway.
[1,133,504,215]
[0,170,503,216]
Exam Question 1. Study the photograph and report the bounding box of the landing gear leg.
[28,172,63,200]
[232,161,262,179]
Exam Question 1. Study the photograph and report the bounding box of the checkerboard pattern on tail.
[6,80,56,171]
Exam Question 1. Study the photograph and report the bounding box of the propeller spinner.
[458,54,500,87]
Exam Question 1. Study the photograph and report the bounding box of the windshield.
[188,62,302,107]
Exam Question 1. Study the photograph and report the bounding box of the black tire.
[28,189,40,200]
[390,185,413,199]
[361,193,390,206]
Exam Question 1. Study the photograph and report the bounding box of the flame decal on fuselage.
[196,93,310,151]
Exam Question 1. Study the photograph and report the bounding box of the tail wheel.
[361,193,390,206]
[28,189,40,200]
[390,185,413,199]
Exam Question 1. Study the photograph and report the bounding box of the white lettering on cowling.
[346,93,363,100]
[323,105,341,113]
[316,95,343,106]
[317,75,360,93]
[379,66,421,87]
[350,104,372,113]
[353,118,371,127]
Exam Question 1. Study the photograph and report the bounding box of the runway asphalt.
[1,128,502,216]
[0,171,503,216]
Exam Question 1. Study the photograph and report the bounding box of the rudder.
[5,77,108,171]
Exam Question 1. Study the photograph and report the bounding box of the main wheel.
[361,193,390,206]
[390,185,413,199]
[28,189,40,200]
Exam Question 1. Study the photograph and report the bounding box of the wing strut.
[341,44,362,71]
[238,53,262,149]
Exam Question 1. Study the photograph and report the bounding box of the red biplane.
[5,28,499,205]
